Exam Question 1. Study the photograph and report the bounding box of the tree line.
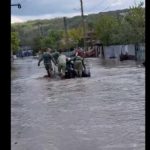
[11,2,145,54]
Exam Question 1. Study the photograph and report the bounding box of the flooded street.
[11,57,145,150]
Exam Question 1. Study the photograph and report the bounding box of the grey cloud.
[11,0,80,16]
[11,0,145,21]
[11,0,115,17]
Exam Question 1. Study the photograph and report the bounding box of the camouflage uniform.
[52,51,60,64]
[73,56,85,77]
[38,52,56,77]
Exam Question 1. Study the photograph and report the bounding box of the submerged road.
[11,57,145,150]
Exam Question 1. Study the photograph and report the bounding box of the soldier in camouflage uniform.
[72,52,85,77]
[38,48,56,77]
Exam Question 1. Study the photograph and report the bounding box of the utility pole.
[63,17,69,49]
[38,24,42,37]
[80,0,86,51]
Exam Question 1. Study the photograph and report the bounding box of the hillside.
[11,8,129,30]
[11,6,145,51]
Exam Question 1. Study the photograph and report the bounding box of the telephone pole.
[80,0,86,51]
[63,17,69,49]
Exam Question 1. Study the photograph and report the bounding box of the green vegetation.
[94,2,145,45]
[11,32,20,54]
[11,2,145,53]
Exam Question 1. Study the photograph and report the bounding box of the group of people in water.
[38,48,88,79]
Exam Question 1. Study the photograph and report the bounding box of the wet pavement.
[11,57,145,150]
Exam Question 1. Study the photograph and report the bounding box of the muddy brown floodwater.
[11,57,145,150]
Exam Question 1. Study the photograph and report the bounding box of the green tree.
[123,2,145,43]
[94,2,145,45]
[11,32,20,54]
[94,15,120,45]
[32,36,43,51]
[42,30,63,49]
[67,27,83,47]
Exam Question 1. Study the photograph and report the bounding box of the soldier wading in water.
[38,48,56,77]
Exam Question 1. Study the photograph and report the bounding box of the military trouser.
[58,63,66,76]
[44,63,52,77]
[74,60,83,77]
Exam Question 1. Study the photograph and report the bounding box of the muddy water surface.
[11,57,145,150]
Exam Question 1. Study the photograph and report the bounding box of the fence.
[100,43,145,61]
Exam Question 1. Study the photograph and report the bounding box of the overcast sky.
[11,0,145,23]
